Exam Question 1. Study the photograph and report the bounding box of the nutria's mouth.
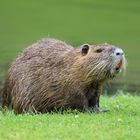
[105,58,124,79]
[115,59,123,73]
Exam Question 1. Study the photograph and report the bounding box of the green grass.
[0,93,140,140]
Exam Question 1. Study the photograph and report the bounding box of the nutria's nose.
[114,48,124,56]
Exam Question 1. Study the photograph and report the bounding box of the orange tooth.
[116,59,123,69]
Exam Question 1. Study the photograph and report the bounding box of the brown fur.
[2,38,126,113]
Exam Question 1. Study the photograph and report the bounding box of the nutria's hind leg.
[88,95,100,112]
[69,94,90,112]
[83,97,91,113]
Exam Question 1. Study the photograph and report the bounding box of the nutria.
[2,38,126,113]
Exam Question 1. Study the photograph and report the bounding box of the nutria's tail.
[0,84,2,107]
[2,74,12,108]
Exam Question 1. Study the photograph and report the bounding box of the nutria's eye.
[82,44,89,55]
[95,48,103,53]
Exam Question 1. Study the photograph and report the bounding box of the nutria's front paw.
[84,107,100,113]
[100,108,110,112]
[94,108,110,113]
[93,107,100,113]
[90,107,110,113]
[84,106,92,113]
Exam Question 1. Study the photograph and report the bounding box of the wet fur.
[2,38,125,113]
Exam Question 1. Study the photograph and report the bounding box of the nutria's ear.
[82,44,90,55]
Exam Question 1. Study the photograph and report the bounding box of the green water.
[0,0,140,92]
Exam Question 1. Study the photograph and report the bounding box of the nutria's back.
[2,38,126,113]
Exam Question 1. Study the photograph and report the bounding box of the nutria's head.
[78,43,127,82]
